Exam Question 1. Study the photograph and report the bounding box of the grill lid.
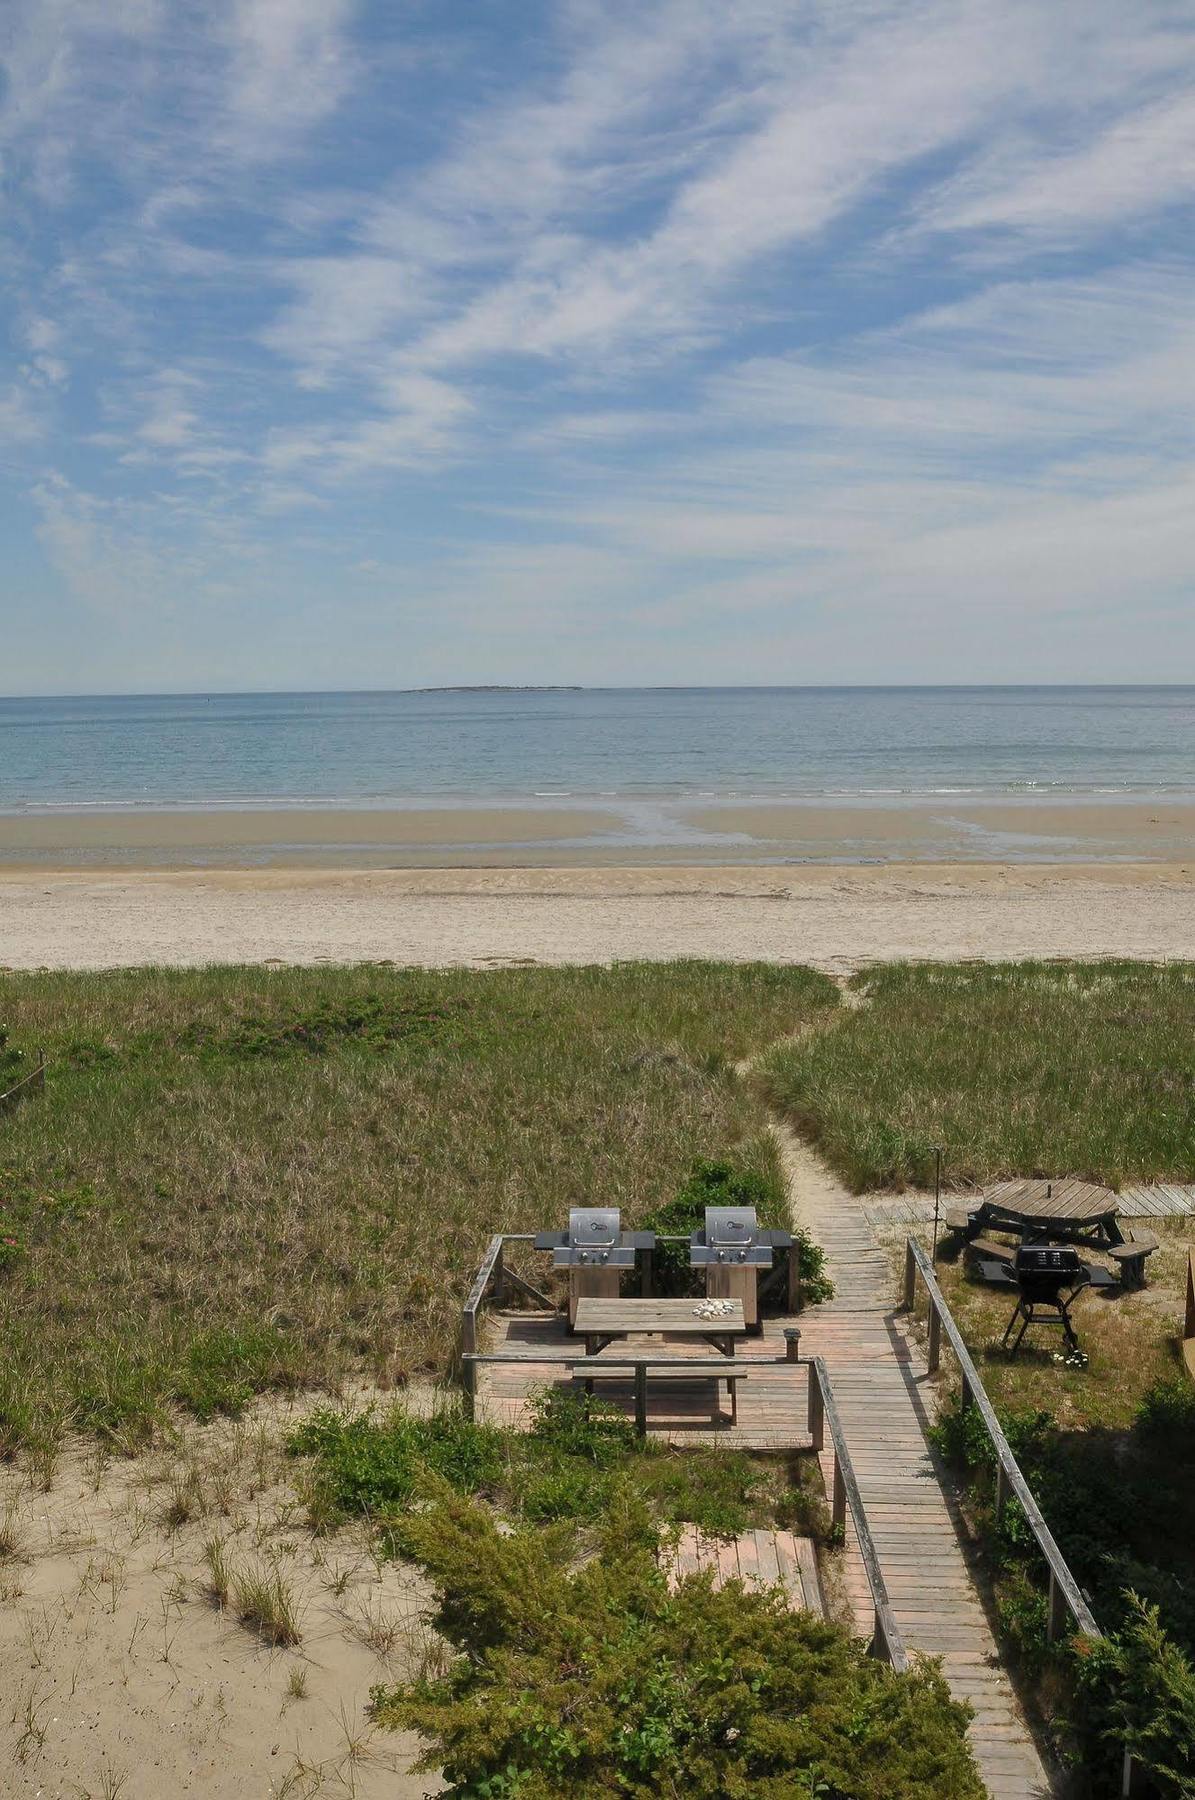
[553,1206,636,1268]
[691,1205,773,1267]
[705,1206,758,1247]
[569,1207,620,1248]
[1015,1243,1082,1275]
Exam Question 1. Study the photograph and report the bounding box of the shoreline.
[2,861,1193,973]
[0,795,1191,868]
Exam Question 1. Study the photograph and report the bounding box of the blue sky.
[2,0,1194,693]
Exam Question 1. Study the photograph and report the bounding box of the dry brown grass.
[0,961,837,1457]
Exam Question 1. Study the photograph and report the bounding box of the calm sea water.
[1,687,1193,810]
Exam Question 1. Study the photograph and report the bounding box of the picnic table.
[949,1179,1159,1285]
[572,1296,746,1357]
[570,1296,748,1431]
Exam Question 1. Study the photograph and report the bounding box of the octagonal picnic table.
[952,1179,1159,1285]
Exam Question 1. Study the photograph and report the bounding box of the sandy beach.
[1,861,1192,973]
[1,795,1192,869]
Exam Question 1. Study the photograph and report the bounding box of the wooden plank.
[572,1297,746,1334]
[753,1529,782,1589]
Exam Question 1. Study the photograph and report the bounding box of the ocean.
[1,687,1193,812]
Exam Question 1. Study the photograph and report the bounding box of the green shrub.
[0,1030,25,1091]
[931,1382,1195,1791]
[1137,1378,1195,1447]
[372,1476,983,1799]
[1071,1598,1195,1798]
[288,1404,508,1518]
[640,1158,833,1305]
[174,1324,301,1421]
[288,1395,804,1539]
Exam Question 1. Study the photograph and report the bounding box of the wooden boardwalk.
[780,1126,1053,1800]
[867,1181,1195,1228]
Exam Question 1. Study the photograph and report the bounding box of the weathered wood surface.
[983,1178,1116,1222]
[664,1525,823,1614]
[571,1296,746,1338]
[1184,1250,1195,1385]
[780,1128,1054,1800]
[474,1311,811,1448]
[867,1183,1195,1227]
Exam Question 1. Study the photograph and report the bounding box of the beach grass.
[760,959,1195,1191]
[0,960,837,1458]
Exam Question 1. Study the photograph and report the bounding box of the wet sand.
[1,862,1192,974]
[0,795,1191,867]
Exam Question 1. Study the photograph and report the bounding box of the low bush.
[371,1476,983,1799]
[930,1382,1195,1793]
[1072,1598,1195,1800]
[0,1029,26,1091]
[640,1158,833,1305]
[288,1394,823,1540]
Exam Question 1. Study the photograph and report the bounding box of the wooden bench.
[570,1356,749,1433]
[965,1235,1015,1267]
[945,1203,980,1235]
[1105,1227,1160,1287]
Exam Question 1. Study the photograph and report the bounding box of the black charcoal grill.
[1002,1242,1091,1357]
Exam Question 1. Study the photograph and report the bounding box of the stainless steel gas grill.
[535,1207,648,1328]
[689,1207,792,1329]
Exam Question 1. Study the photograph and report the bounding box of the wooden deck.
[867,1181,1195,1228]
[780,1127,1054,1800]
[476,1308,813,1449]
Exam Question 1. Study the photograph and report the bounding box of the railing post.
[927,1301,941,1375]
[784,1327,801,1364]
[787,1244,801,1313]
[1046,1569,1068,1643]
[903,1239,916,1310]
[461,1308,477,1415]
[807,1362,825,1453]
[995,1460,1010,1524]
[832,1456,847,1534]
[493,1240,505,1307]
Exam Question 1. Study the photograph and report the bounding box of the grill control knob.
[579,1251,589,1264]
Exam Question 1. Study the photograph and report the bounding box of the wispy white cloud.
[219,0,358,154]
[4,0,1195,684]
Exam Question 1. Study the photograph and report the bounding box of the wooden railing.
[805,1351,907,1670]
[902,1239,1156,1795]
[0,1052,46,1114]
[459,1233,554,1396]
[903,1235,1100,1643]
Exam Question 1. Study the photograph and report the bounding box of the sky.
[2,0,1194,694]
